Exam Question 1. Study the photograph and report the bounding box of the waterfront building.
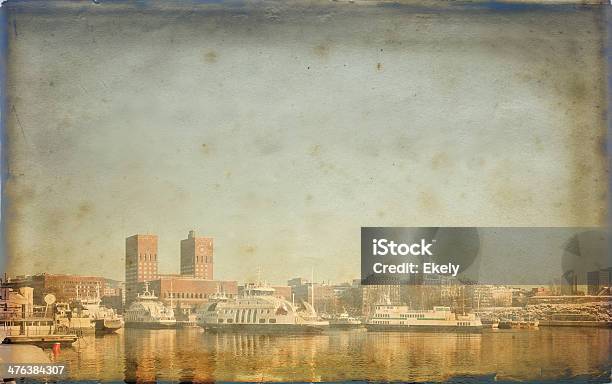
[147,276,237,319]
[361,285,401,318]
[465,285,513,309]
[561,270,579,295]
[0,286,34,319]
[587,267,612,295]
[124,231,235,319]
[239,283,292,300]
[288,277,307,287]
[180,230,214,279]
[3,273,112,306]
[2,275,45,305]
[288,278,339,314]
[271,285,292,300]
[125,234,159,304]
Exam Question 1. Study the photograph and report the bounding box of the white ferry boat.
[366,304,483,332]
[124,283,176,329]
[196,284,328,333]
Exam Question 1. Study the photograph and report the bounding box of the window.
[269,318,276,323]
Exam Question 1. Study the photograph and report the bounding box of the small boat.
[481,318,499,329]
[499,317,539,329]
[177,314,199,328]
[75,300,123,334]
[94,316,124,334]
[54,302,95,335]
[520,318,539,328]
[329,312,363,329]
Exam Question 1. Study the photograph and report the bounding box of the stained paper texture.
[0,1,609,383]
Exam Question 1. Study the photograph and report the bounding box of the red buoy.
[52,342,61,356]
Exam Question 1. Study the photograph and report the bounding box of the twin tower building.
[125,230,214,304]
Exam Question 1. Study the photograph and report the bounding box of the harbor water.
[38,327,611,382]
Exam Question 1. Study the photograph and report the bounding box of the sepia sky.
[2,1,608,284]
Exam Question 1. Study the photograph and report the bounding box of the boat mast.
[256,266,262,286]
[311,267,315,311]
[96,282,101,304]
[461,286,466,315]
[170,280,173,310]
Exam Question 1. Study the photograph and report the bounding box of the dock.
[539,320,612,328]
[2,334,78,347]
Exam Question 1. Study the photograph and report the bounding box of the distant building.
[103,278,123,294]
[147,276,237,319]
[237,283,292,300]
[180,230,213,279]
[361,285,401,317]
[289,279,310,303]
[3,273,111,306]
[102,279,124,312]
[465,285,513,309]
[2,275,45,304]
[271,285,292,300]
[561,270,578,295]
[288,277,307,287]
[587,267,612,295]
[288,278,343,313]
[0,286,34,319]
[125,234,159,304]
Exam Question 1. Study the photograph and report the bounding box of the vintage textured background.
[1,1,609,283]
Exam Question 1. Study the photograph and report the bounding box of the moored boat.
[75,293,124,334]
[196,283,328,333]
[329,312,363,329]
[365,304,483,332]
[124,282,176,329]
[54,302,96,335]
[499,317,539,329]
[481,318,499,329]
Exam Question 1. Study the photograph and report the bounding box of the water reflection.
[57,328,610,382]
